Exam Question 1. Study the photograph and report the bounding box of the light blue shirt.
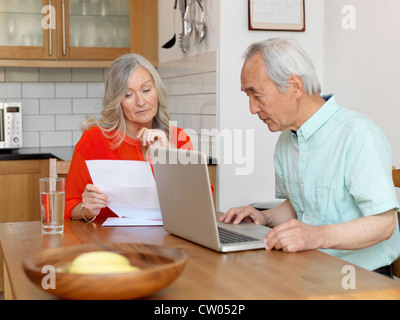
[274,94,400,270]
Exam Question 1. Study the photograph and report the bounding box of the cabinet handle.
[62,0,66,56]
[48,0,52,56]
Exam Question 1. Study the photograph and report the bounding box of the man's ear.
[288,74,304,98]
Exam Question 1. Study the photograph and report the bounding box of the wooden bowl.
[23,242,187,300]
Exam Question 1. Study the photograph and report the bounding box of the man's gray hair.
[243,38,321,96]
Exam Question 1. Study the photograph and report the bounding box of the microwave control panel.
[0,102,23,149]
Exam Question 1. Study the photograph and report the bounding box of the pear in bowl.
[65,251,140,274]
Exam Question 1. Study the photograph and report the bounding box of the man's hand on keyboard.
[219,206,268,226]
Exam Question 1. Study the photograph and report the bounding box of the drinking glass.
[39,178,65,234]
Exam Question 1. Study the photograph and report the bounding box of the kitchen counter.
[0,147,217,164]
[0,147,74,161]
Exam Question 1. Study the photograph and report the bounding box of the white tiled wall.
[158,51,217,158]
[0,67,104,148]
[0,54,217,152]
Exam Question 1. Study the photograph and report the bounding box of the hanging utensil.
[178,0,185,52]
[162,0,178,49]
[179,0,192,53]
[181,0,193,53]
[192,0,200,43]
[198,0,207,44]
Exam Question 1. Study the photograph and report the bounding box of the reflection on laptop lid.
[151,147,270,252]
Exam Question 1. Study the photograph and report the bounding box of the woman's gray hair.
[83,53,170,148]
[243,38,321,95]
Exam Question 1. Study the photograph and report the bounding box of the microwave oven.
[0,102,22,150]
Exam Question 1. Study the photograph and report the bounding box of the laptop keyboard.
[217,227,259,244]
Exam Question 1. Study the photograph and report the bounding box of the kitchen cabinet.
[0,159,50,223]
[0,148,73,223]
[0,0,158,67]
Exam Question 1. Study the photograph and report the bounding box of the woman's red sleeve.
[64,132,94,219]
[171,127,193,150]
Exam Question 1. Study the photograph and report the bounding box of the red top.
[65,126,193,219]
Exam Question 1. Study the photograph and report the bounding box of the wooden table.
[1,218,400,300]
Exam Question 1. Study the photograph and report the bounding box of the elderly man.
[220,38,400,277]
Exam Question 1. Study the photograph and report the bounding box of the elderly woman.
[65,53,193,221]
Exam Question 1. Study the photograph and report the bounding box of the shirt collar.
[297,94,338,140]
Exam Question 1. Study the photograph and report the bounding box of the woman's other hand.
[137,128,169,148]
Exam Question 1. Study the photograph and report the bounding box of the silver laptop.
[151,147,271,252]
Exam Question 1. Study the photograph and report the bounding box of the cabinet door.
[0,0,158,65]
[0,0,55,60]
[0,159,50,223]
[57,0,131,60]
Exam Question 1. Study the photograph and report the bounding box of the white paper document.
[101,217,163,227]
[86,160,162,225]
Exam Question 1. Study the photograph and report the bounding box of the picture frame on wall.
[248,0,305,31]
